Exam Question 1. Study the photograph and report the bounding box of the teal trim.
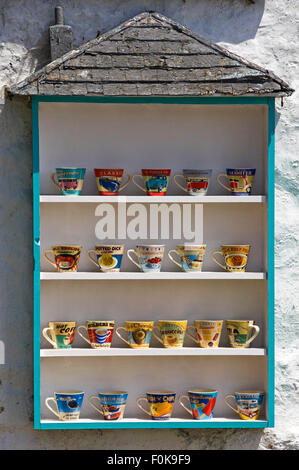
[34,96,269,105]
[267,97,275,427]
[32,96,41,430]
[39,420,269,430]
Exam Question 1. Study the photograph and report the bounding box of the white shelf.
[40,347,266,357]
[40,271,266,280]
[40,195,266,204]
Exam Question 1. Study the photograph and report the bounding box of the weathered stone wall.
[0,0,298,449]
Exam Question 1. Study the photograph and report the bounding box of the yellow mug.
[153,320,187,348]
[116,321,154,348]
[186,320,223,348]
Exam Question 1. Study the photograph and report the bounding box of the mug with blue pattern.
[225,390,264,420]
[89,391,128,420]
[45,391,84,420]
[179,389,217,420]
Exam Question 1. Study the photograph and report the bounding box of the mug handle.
[87,250,99,267]
[127,249,141,269]
[224,394,239,414]
[89,396,104,415]
[179,395,193,416]
[173,174,188,193]
[77,325,91,345]
[185,325,199,344]
[119,174,132,192]
[51,173,60,189]
[217,173,231,192]
[132,174,147,193]
[167,249,182,268]
[43,250,57,269]
[136,397,152,417]
[211,250,226,270]
[115,327,131,346]
[152,326,164,346]
[246,325,260,346]
[45,397,60,418]
[42,327,57,348]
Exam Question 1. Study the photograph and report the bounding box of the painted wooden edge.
[40,195,267,203]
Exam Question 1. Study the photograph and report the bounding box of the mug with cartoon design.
[179,389,218,420]
[186,320,223,348]
[89,391,128,421]
[51,168,86,195]
[217,168,256,195]
[153,320,187,348]
[77,321,115,349]
[212,245,250,272]
[45,391,84,420]
[137,391,176,420]
[127,245,165,273]
[224,390,264,420]
[42,321,76,349]
[88,245,124,272]
[174,169,212,196]
[116,321,154,349]
[168,245,206,272]
[94,169,132,195]
[132,169,171,196]
[226,320,260,348]
[43,245,82,272]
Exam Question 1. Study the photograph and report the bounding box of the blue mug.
[45,391,84,420]
[51,167,86,195]
[89,391,128,420]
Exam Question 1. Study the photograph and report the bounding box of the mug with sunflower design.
[137,391,176,420]
[88,245,124,272]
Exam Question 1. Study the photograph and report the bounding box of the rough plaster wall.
[0,0,298,450]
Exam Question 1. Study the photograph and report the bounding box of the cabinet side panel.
[32,97,41,429]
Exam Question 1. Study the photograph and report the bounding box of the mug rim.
[94,245,124,248]
[54,391,84,395]
[51,245,82,249]
[194,320,223,324]
[125,321,154,325]
[234,390,264,395]
[48,321,77,325]
[226,320,255,323]
[226,168,256,171]
[56,167,86,170]
[188,389,218,394]
[221,245,250,248]
[136,244,165,248]
[146,391,176,395]
[85,320,115,324]
[158,320,187,323]
[94,168,124,171]
[98,391,128,396]
[141,169,171,171]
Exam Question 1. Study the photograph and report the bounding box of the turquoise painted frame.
[32,95,275,430]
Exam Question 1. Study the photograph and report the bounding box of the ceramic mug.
[116,321,154,349]
[217,168,256,195]
[174,170,212,195]
[127,245,165,273]
[186,320,223,348]
[94,169,132,195]
[45,391,84,420]
[43,245,82,272]
[224,390,264,420]
[226,320,260,348]
[89,391,128,420]
[42,321,76,349]
[168,245,206,272]
[153,320,187,348]
[212,245,250,272]
[137,391,176,420]
[88,245,124,272]
[77,321,115,349]
[51,168,86,195]
[132,169,171,196]
[179,389,218,420]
